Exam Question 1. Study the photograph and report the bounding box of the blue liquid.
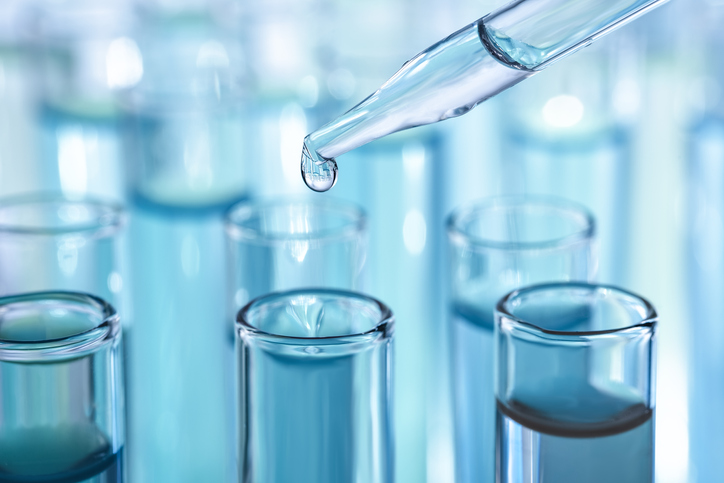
[241,350,356,482]
[0,427,122,483]
[125,202,233,482]
[451,304,495,483]
[496,398,653,482]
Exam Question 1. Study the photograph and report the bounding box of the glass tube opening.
[447,196,595,251]
[0,291,119,362]
[497,282,657,337]
[225,198,366,245]
[237,289,392,342]
[0,195,125,239]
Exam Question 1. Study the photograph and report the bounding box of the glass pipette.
[301,0,670,192]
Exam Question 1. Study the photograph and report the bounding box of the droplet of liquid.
[301,138,338,192]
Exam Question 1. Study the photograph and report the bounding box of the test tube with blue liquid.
[236,289,394,483]
[448,197,595,483]
[122,5,250,481]
[495,283,657,482]
[299,0,669,192]
[0,291,125,482]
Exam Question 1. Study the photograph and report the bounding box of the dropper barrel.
[309,21,533,160]
[307,0,669,161]
[483,0,670,70]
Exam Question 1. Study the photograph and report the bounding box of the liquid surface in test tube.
[299,21,541,192]
[0,425,122,482]
[497,389,653,482]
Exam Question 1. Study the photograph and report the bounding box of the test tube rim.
[237,288,393,344]
[496,281,657,339]
[447,195,595,252]
[0,290,120,362]
[0,193,125,238]
[224,197,367,245]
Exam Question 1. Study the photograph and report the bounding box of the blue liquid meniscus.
[497,389,653,483]
[0,426,122,483]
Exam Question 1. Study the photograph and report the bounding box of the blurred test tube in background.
[0,195,125,307]
[25,0,139,202]
[225,197,367,309]
[686,3,724,476]
[496,38,639,286]
[122,1,248,481]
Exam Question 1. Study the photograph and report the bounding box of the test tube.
[25,0,136,201]
[495,283,657,483]
[0,194,125,303]
[447,197,595,483]
[121,6,248,481]
[225,198,367,307]
[687,114,724,482]
[236,289,394,483]
[0,291,124,481]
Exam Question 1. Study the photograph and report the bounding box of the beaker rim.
[0,291,120,362]
[224,197,366,245]
[447,195,595,251]
[496,282,657,338]
[237,288,393,345]
[0,193,125,238]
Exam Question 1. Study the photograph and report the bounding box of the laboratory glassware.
[236,288,394,483]
[688,109,724,482]
[122,5,248,481]
[301,0,669,191]
[498,39,634,285]
[225,197,367,308]
[0,291,124,482]
[495,282,657,483]
[448,196,595,483]
[26,0,136,201]
[0,194,125,304]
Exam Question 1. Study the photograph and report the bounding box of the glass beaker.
[0,194,126,305]
[495,282,657,482]
[0,291,124,481]
[447,196,595,483]
[236,288,394,483]
[225,197,367,307]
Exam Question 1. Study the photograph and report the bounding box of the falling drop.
[301,137,338,192]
